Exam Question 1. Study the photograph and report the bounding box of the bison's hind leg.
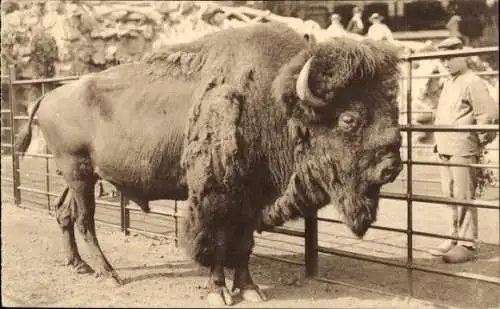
[58,155,122,286]
[55,186,93,274]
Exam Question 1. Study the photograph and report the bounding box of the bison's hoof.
[241,288,267,302]
[67,259,94,274]
[206,287,234,306]
[75,262,94,274]
[96,271,123,287]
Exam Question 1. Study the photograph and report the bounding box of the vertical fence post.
[305,211,318,277]
[174,200,178,248]
[41,82,51,213]
[120,192,130,236]
[8,65,21,207]
[405,56,414,298]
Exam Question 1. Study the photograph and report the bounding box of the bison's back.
[38,62,195,200]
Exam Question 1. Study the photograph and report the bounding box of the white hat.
[331,13,341,21]
[368,13,384,22]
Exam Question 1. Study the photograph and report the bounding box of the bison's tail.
[14,95,45,156]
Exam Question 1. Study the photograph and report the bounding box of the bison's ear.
[288,118,311,153]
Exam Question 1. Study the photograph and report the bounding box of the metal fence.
[1,46,499,301]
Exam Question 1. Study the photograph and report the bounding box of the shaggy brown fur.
[14,22,403,303]
[177,23,402,269]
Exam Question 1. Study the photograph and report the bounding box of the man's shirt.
[434,70,498,156]
[326,23,346,38]
[367,23,393,41]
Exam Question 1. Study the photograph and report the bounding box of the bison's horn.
[296,56,328,107]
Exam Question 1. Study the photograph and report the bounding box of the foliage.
[476,148,498,198]
[30,30,59,78]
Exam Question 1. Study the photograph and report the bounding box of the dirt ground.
[1,203,499,308]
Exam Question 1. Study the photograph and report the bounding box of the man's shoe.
[442,245,476,263]
[427,240,456,256]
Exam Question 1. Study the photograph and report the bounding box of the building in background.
[219,0,497,45]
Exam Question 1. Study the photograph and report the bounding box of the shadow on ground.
[99,243,500,309]
[245,250,500,309]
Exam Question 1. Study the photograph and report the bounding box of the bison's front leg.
[206,230,234,306]
[183,193,235,306]
[231,226,267,302]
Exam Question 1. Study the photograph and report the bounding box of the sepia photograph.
[1,0,498,308]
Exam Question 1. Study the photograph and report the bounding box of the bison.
[15,22,403,305]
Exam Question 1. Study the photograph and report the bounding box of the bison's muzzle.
[349,184,381,238]
[345,153,403,238]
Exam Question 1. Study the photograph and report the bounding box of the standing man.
[366,13,394,42]
[428,37,498,263]
[326,13,346,38]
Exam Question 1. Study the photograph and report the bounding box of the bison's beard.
[332,183,380,238]
[259,155,380,239]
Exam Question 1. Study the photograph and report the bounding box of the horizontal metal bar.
[126,227,176,240]
[400,71,499,80]
[18,170,62,178]
[17,186,59,197]
[0,109,11,113]
[263,226,305,238]
[400,144,499,151]
[95,220,121,229]
[13,116,35,121]
[252,253,305,266]
[11,76,80,85]
[318,245,406,268]
[412,230,476,243]
[317,216,407,234]
[1,127,12,131]
[392,177,440,184]
[17,152,53,158]
[412,179,440,184]
[401,70,499,80]
[400,124,499,132]
[126,204,177,217]
[255,235,304,247]
[400,46,499,61]
[400,110,434,114]
[404,160,499,169]
[380,192,499,209]
[412,265,499,285]
[1,143,13,148]
[95,199,120,208]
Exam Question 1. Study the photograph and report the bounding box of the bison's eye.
[338,112,359,132]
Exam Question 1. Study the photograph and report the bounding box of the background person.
[428,37,499,263]
[346,6,364,35]
[366,13,393,42]
[446,14,469,46]
[326,13,346,38]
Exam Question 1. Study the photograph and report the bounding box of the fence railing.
[1,46,499,301]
